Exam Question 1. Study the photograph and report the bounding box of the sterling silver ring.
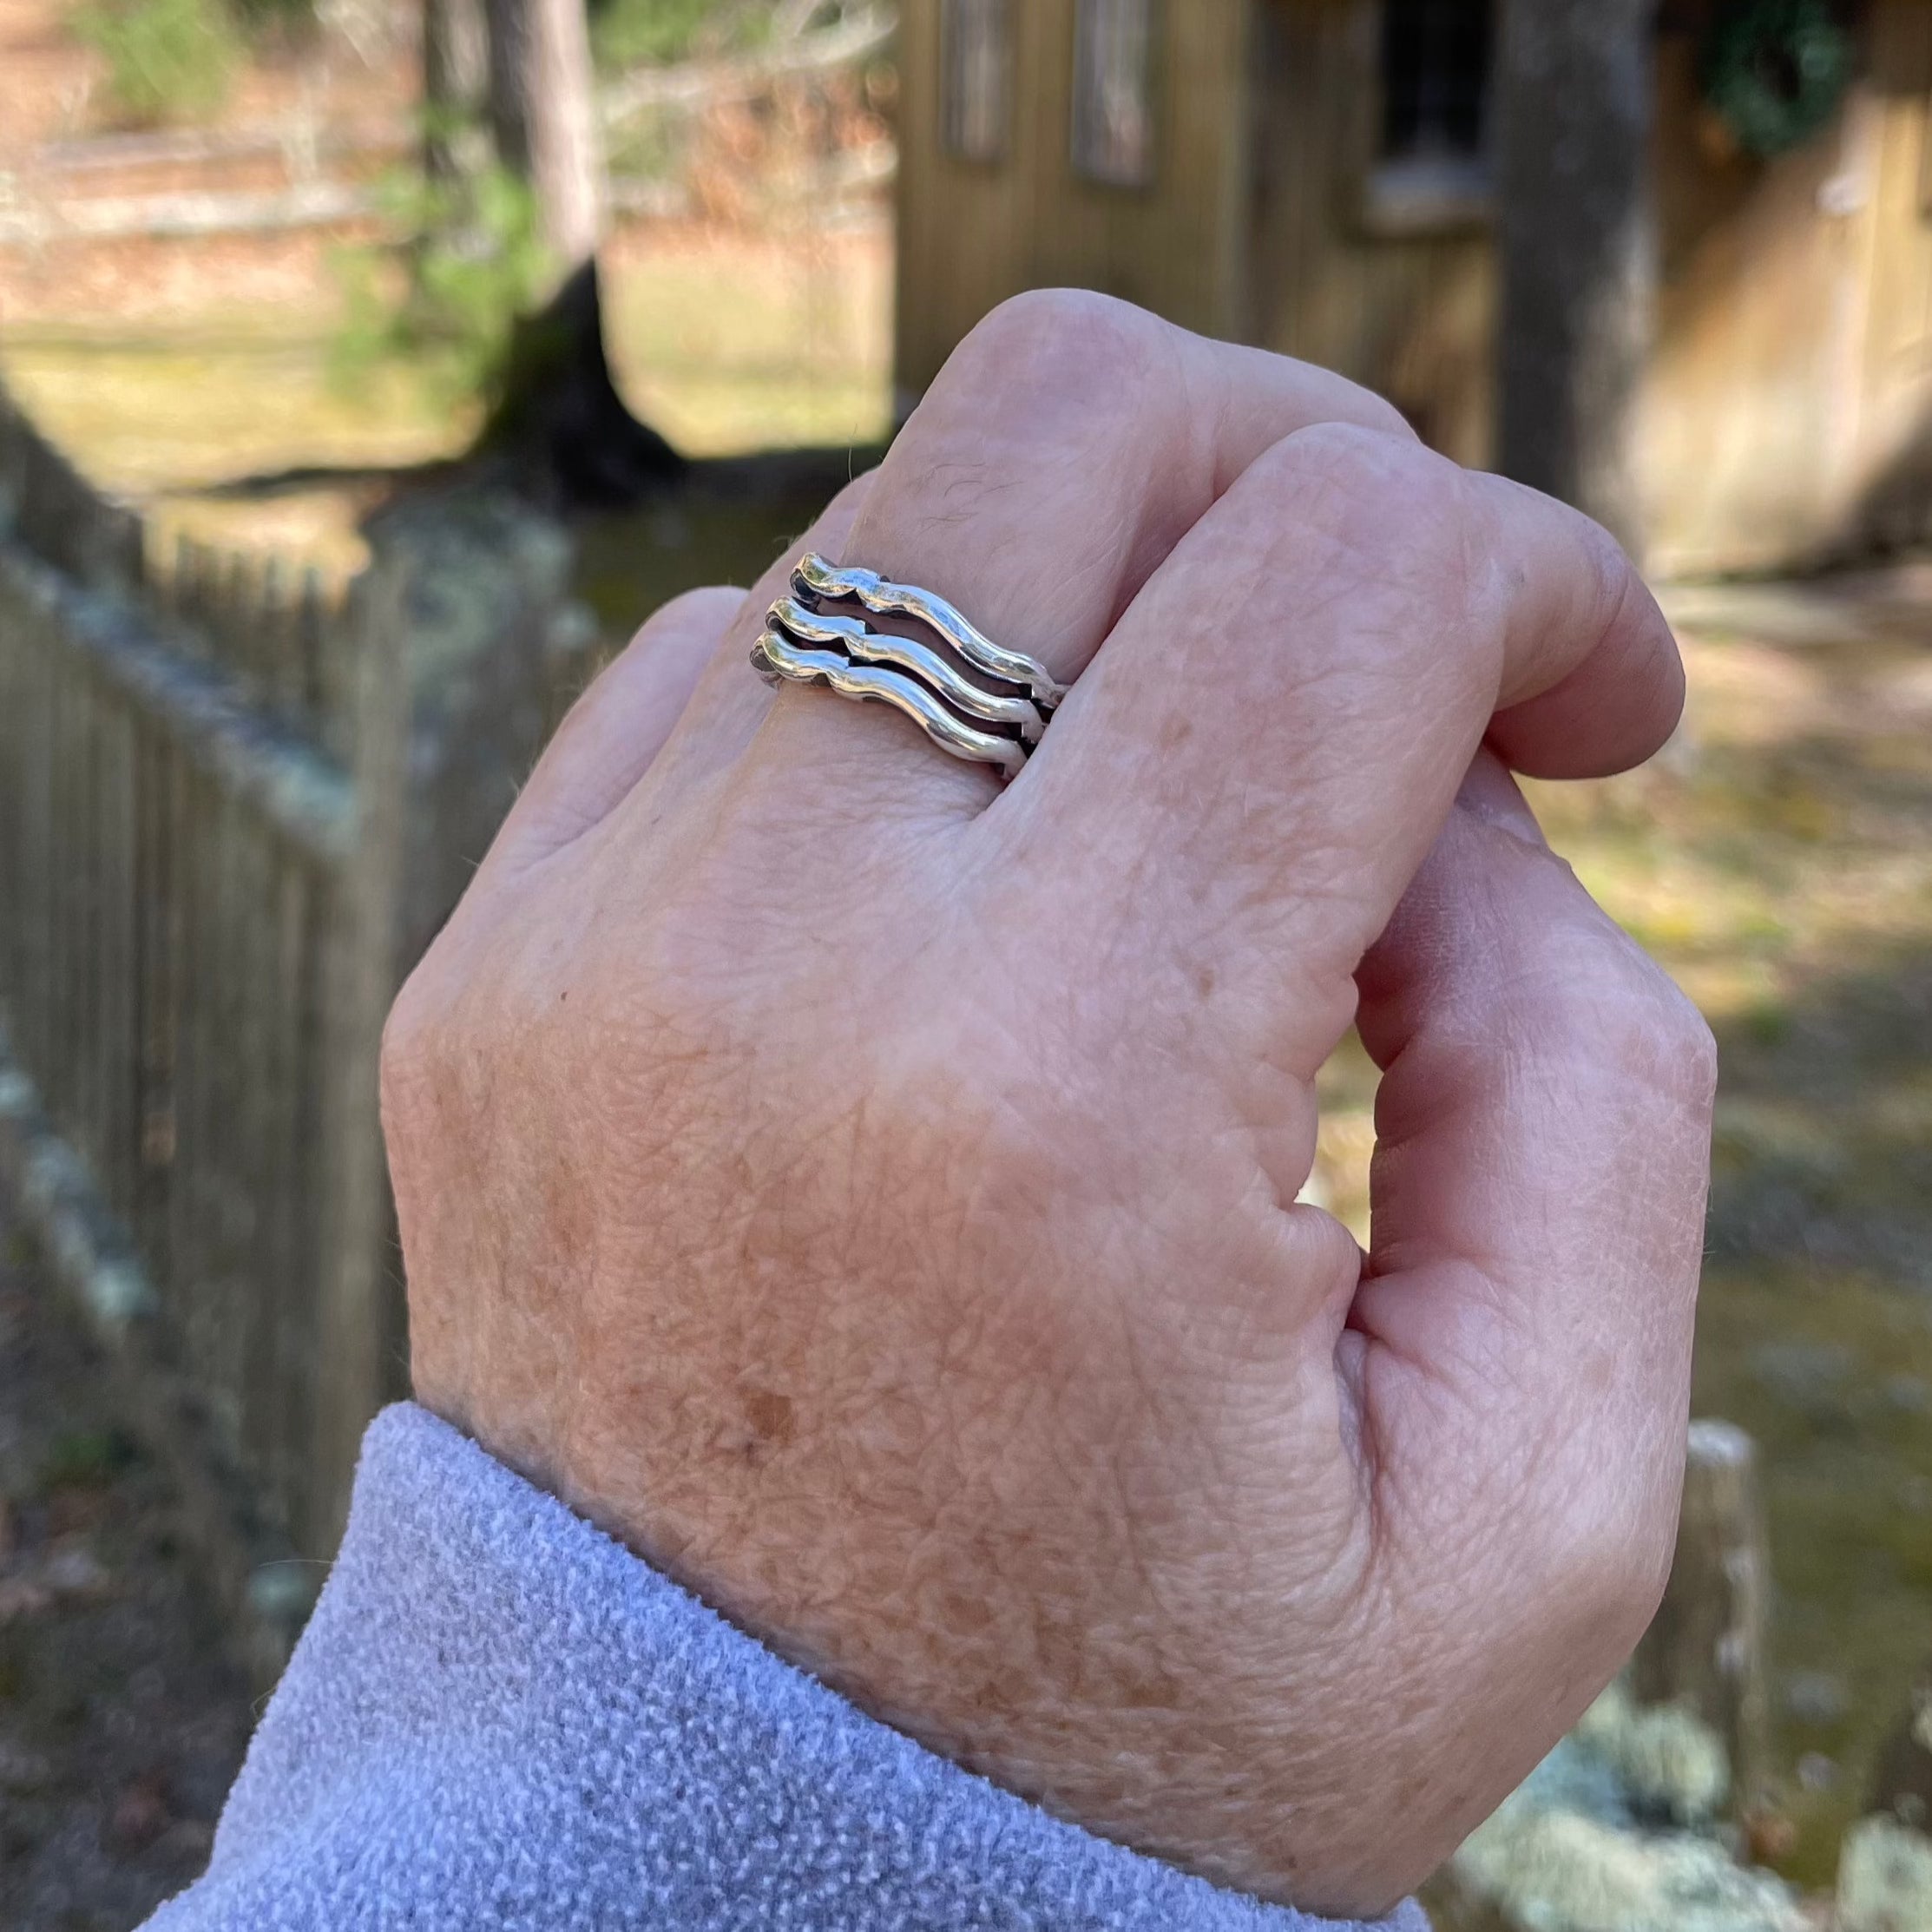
[751,555,1062,781]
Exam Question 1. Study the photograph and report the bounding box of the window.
[942,0,1012,164]
[1365,0,1494,233]
[1071,0,1157,188]
[1380,0,1492,165]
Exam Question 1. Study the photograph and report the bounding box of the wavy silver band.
[767,599,1048,745]
[792,553,1066,713]
[749,554,1057,781]
[751,628,1030,780]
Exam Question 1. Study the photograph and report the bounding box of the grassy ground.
[602,220,892,461]
[0,217,894,580]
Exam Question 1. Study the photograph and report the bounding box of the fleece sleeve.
[146,1402,1429,1932]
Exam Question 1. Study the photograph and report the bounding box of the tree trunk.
[423,0,488,187]
[485,258,687,505]
[476,0,684,504]
[483,0,606,269]
[1494,0,1656,562]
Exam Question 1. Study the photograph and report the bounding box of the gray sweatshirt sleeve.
[145,1403,1428,1932]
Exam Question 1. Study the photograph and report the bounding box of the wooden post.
[1494,0,1656,562]
[1631,1419,1771,1814]
[1870,1655,1932,1836]
[424,0,490,187]
[310,496,579,1551]
[1836,1657,1932,1932]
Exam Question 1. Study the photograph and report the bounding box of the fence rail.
[0,383,588,1629]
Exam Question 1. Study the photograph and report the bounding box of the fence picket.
[98,692,140,1222]
[134,713,177,1285]
[0,384,587,1579]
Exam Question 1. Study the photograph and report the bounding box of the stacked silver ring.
[752,554,1065,781]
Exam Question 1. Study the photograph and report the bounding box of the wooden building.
[894,0,1932,575]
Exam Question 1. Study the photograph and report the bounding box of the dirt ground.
[0,1219,253,1932]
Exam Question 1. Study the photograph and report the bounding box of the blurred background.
[0,2,1929,1927]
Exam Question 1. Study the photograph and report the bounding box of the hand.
[381,292,1715,1916]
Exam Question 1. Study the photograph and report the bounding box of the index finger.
[1006,423,1684,1065]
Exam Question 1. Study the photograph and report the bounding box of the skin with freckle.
[383,292,1715,1918]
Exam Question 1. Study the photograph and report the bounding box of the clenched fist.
[381,292,1715,1917]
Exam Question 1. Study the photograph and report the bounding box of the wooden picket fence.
[0,384,591,1666]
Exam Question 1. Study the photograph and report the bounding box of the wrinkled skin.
[383,292,1716,1917]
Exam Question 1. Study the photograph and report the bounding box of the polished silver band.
[751,555,1061,780]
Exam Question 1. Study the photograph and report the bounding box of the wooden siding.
[1249,0,1494,466]
[895,0,1932,572]
[894,0,1255,402]
[897,0,1498,458]
[1643,6,1932,574]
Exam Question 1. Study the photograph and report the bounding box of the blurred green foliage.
[230,0,319,30]
[590,0,775,72]
[72,0,238,126]
[332,150,555,412]
[71,0,316,128]
[1701,0,1854,158]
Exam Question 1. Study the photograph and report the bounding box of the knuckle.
[379,930,500,1135]
[1588,936,1718,1118]
[1563,509,1651,665]
[1237,422,1483,647]
[1272,416,1456,496]
[1252,420,1467,565]
[941,287,1169,419]
[636,582,745,643]
[1578,511,1637,616]
[1487,892,1718,1129]
[1659,981,1719,1113]
[1482,1426,1683,1677]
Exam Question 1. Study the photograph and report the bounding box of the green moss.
[1837,1817,1932,1931]
[1692,1266,1932,1888]
[591,0,771,70]
[1577,1687,1732,1828]
[1441,1723,1804,1932]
